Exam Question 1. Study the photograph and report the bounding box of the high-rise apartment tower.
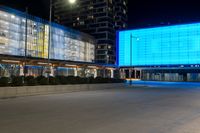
[53,0,128,64]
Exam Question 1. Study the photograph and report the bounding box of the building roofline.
[117,21,200,33]
[0,5,95,41]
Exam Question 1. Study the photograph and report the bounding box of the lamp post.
[129,34,132,85]
[23,7,28,84]
[48,0,77,79]
[129,34,139,85]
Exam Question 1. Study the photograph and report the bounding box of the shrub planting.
[25,76,37,86]
[36,76,49,85]
[56,76,68,85]
[0,77,10,87]
[12,76,24,86]
[0,75,124,87]
[49,76,59,85]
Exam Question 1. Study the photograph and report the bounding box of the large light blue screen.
[117,23,200,66]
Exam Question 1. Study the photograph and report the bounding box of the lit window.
[88,15,94,19]
[123,1,126,5]
[89,6,93,9]
[80,21,85,25]
[4,22,9,25]
[123,24,126,28]
[11,15,15,19]
[123,10,126,14]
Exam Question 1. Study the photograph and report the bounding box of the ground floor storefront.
[120,67,200,82]
[0,55,119,78]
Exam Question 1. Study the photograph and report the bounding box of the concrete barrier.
[0,83,125,98]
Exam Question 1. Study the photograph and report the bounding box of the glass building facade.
[117,24,200,67]
[0,6,95,62]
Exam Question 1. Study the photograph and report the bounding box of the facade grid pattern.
[118,24,200,67]
[0,6,95,63]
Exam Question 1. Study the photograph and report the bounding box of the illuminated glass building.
[0,6,107,77]
[117,23,200,81]
[0,6,95,62]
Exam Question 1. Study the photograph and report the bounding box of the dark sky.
[1,0,200,28]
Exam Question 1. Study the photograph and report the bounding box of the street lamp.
[48,0,77,57]
[129,34,139,85]
[68,0,76,4]
[48,0,77,78]
[23,7,28,84]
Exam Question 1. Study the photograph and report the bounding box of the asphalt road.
[1,82,200,133]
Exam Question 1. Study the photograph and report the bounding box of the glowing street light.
[48,0,77,78]
[68,0,76,4]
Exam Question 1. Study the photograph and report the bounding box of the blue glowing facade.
[117,23,200,67]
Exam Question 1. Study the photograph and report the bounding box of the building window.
[123,1,126,5]
[80,21,85,25]
[123,9,126,14]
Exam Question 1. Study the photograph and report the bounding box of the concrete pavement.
[1,84,200,133]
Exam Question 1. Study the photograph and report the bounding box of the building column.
[122,69,126,79]
[129,68,132,79]
[74,67,78,77]
[49,66,54,77]
[94,69,97,78]
[134,70,137,79]
[119,69,122,79]
[103,68,106,78]
[110,69,114,78]
[19,65,24,76]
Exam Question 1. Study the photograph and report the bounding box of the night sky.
[1,0,200,29]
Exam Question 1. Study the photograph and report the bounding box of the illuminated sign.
[117,23,200,66]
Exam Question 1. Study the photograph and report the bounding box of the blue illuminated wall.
[117,23,200,66]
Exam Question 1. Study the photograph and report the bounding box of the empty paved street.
[1,82,200,133]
